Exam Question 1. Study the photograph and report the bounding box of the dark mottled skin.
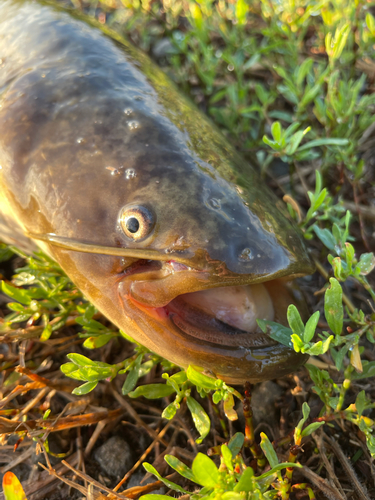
[0,0,314,383]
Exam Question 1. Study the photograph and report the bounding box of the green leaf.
[257,319,293,348]
[329,256,346,281]
[221,444,233,471]
[1,282,31,306]
[233,467,254,493]
[78,365,114,382]
[235,0,249,25]
[2,471,27,500]
[301,421,325,437]
[285,122,302,139]
[72,381,98,395]
[169,370,187,385]
[186,366,219,390]
[286,130,305,155]
[366,12,375,34]
[291,333,305,352]
[40,323,52,342]
[352,361,375,380]
[311,189,328,213]
[260,433,278,468]
[297,138,349,152]
[287,305,304,337]
[7,303,26,313]
[223,393,237,421]
[262,135,280,150]
[60,363,87,381]
[212,390,223,404]
[324,278,343,336]
[313,226,336,251]
[191,453,219,487]
[331,344,350,371]
[186,396,210,443]
[356,390,366,418]
[257,462,302,479]
[295,402,310,442]
[304,311,320,343]
[304,336,333,356]
[271,121,282,143]
[299,83,322,109]
[357,253,375,275]
[303,342,322,356]
[162,403,178,420]
[122,354,143,395]
[228,432,245,458]
[128,384,175,399]
[83,333,117,349]
[302,401,310,421]
[165,455,198,483]
[67,353,103,367]
[296,58,314,87]
[143,463,189,494]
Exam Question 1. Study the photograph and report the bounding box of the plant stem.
[243,382,266,468]
[209,394,229,438]
[280,445,299,500]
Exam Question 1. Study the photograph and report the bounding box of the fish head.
[30,137,314,385]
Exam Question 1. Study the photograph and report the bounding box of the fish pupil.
[126,217,139,233]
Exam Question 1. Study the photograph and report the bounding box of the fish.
[0,0,314,384]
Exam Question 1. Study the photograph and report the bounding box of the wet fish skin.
[0,0,314,383]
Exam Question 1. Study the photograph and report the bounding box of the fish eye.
[120,205,155,240]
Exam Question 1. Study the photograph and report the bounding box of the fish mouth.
[119,260,308,357]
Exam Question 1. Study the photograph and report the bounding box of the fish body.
[0,0,314,383]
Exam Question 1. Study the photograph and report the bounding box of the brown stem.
[243,382,266,468]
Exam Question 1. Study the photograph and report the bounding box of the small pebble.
[94,436,133,478]
[236,381,283,434]
[250,381,283,429]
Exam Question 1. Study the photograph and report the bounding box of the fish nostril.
[239,247,254,262]
[208,198,221,210]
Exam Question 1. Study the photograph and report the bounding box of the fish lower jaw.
[118,278,307,384]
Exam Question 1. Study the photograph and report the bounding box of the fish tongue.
[178,284,274,332]
[129,270,210,307]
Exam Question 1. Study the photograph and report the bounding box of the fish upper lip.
[120,255,312,310]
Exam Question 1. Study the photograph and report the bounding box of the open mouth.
[118,258,299,350]
[166,284,278,348]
